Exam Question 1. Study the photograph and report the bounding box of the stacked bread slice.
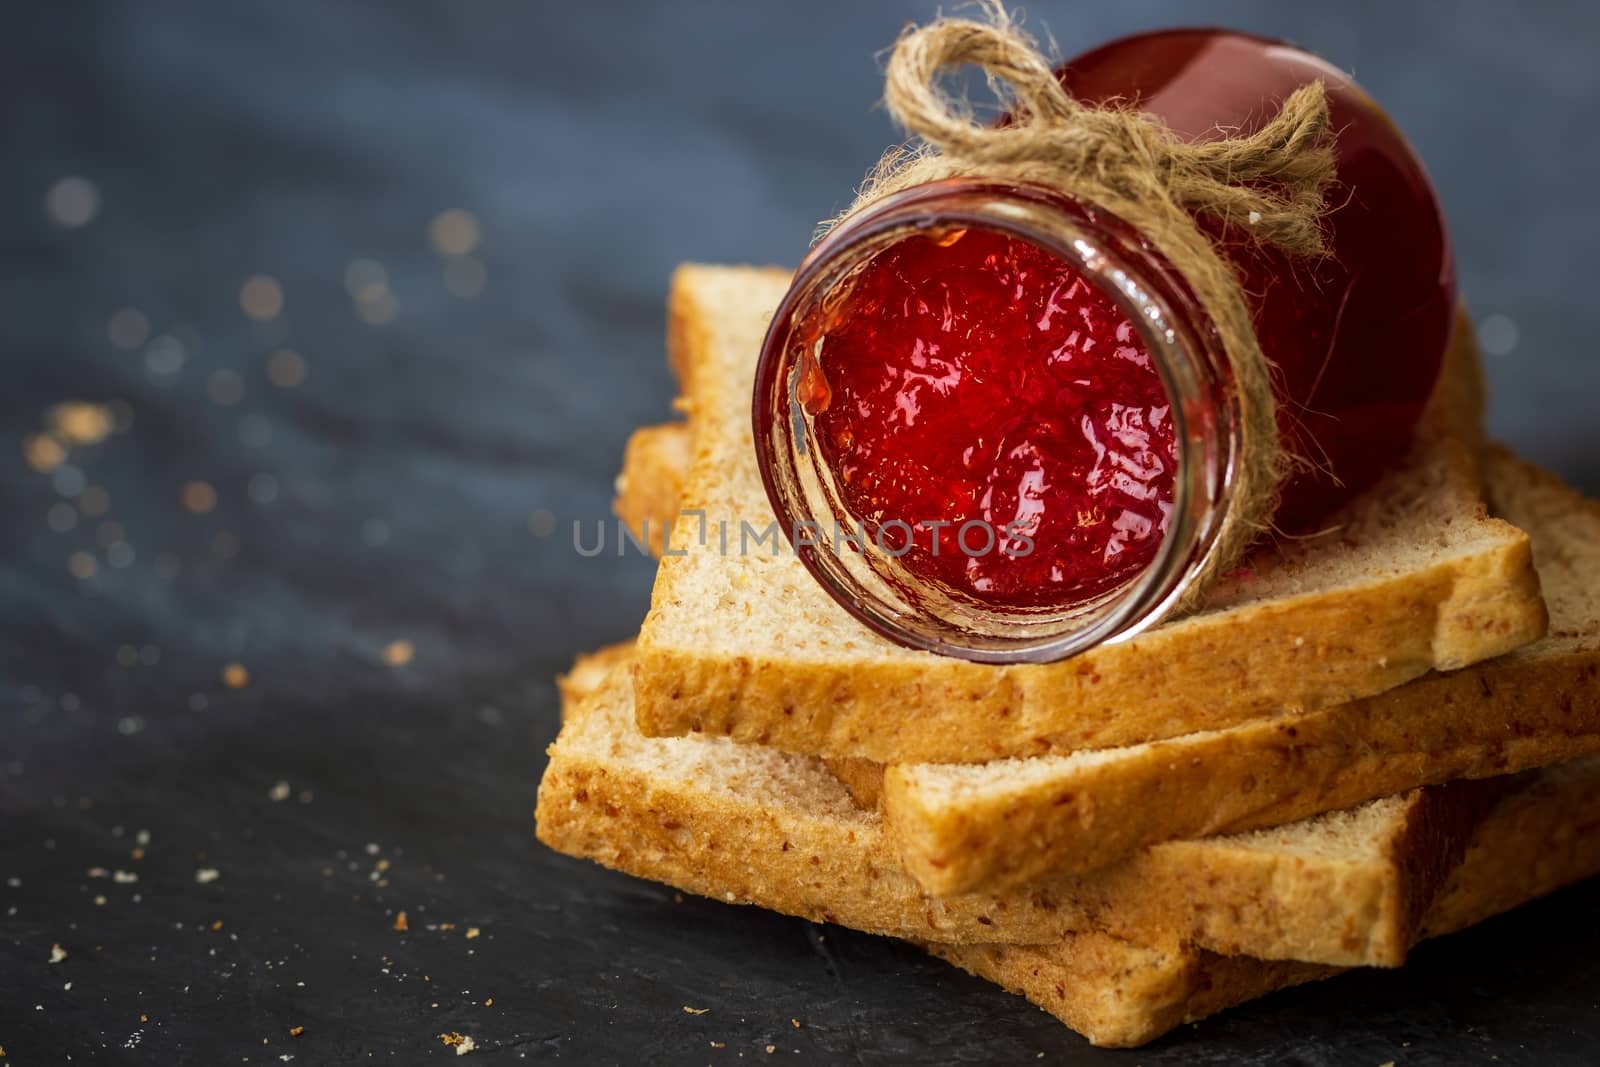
[536,265,1600,1047]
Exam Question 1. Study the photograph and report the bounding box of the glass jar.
[753,29,1456,663]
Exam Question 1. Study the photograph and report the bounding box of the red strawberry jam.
[804,226,1176,608]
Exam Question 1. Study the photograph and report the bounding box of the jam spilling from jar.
[801,226,1177,609]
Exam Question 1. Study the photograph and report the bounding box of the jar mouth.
[753,180,1239,663]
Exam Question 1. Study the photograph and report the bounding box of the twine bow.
[880,3,1336,253]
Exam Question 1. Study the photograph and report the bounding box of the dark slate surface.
[2,1,1598,1063]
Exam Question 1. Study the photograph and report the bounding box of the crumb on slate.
[393,911,408,932]
[683,1006,709,1015]
[183,481,218,514]
[195,868,220,884]
[438,1032,475,1055]
[50,402,115,446]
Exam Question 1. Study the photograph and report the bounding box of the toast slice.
[539,646,1491,967]
[536,646,1600,1044]
[932,753,1600,1047]
[634,265,1546,764]
[615,422,693,557]
[618,420,1600,890]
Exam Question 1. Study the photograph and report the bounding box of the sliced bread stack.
[536,264,1600,1047]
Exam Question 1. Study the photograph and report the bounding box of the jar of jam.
[753,27,1456,662]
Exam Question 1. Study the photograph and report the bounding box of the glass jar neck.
[753,178,1242,663]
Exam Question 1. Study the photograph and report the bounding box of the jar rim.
[752,179,1240,662]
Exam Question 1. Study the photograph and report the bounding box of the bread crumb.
[269,780,291,802]
[382,640,415,667]
[483,998,493,1007]
[465,927,480,939]
[51,402,115,446]
[23,434,66,473]
[393,911,409,932]
[710,1041,724,1049]
[183,481,218,514]
[211,920,224,931]
[790,1019,800,1029]
[289,1026,304,1037]
[112,870,137,884]
[195,868,221,884]
[765,1045,776,1054]
[683,1006,709,1015]
[438,1032,475,1056]
[49,943,67,964]
[222,663,249,688]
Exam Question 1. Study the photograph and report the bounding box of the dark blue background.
[3,2,1598,1063]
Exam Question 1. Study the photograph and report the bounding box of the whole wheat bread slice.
[536,645,1600,1042]
[933,753,1600,1047]
[634,265,1546,764]
[538,645,1493,967]
[615,422,693,558]
[618,420,1600,891]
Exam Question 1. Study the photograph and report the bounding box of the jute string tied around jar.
[823,2,1339,609]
